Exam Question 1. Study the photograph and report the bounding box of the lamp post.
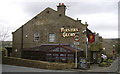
[103,48,106,54]
[75,50,77,68]
[113,45,115,59]
[82,29,88,60]
[82,28,89,69]
[73,34,80,68]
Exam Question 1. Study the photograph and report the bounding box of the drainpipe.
[21,25,23,58]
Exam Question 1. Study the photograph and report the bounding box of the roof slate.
[23,44,82,52]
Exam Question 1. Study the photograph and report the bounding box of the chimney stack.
[85,22,88,26]
[57,3,66,15]
[77,18,81,23]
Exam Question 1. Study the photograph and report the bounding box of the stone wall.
[2,56,74,70]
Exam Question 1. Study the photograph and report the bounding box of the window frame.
[48,33,55,42]
[34,32,40,41]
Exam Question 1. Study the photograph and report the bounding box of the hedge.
[2,56,74,70]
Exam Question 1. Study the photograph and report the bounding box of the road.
[1,56,120,73]
[118,56,120,73]
[2,64,73,72]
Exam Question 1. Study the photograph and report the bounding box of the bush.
[106,59,113,63]
[99,62,111,67]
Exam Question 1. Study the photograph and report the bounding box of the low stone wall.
[2,56,74,70]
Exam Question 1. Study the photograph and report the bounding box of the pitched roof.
[23,44,82,52]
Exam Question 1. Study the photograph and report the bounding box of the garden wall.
[2,56,74,70]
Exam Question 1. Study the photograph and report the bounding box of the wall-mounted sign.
[60,28,79,32]
[73,34,80,41]
[74,41,80,45]
[60,28,79,37]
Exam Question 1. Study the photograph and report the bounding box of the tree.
[0,25,10,56]
[0,25,10,41]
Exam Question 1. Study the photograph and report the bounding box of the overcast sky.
[0,0,119,41]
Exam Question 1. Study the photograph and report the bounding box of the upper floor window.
[34,33,39,41]
[49,33,55,42]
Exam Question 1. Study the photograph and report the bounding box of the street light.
[103,48,106,54]
[113,45,115,59]
[113,45,115,47]
[113,45,115,54]
[82,28,89,69]
[75,50,77,68]
[82,29,88,59]
[103,48,105,50]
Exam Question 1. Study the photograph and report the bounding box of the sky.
[0,0,119,41]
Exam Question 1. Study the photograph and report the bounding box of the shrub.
[99,62,111,67]
[106,59,113,63]
[107,53,113,59]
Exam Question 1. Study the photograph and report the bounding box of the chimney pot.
[77,18,78,20]
[59,3,61,5]
[57,3,66,15]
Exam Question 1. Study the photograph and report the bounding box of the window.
[74,41,80,45]
[46,54,52,56]
[34,33,40,41]
[53,54,59,56]
[60,48,66,52]
[60,54,66,56]
[48,33,55,42]
[67,57,74,60]
[52,48,59,52]
[68,54,74,56]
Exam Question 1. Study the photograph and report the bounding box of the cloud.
[15,1,118,16]
[67,1,117,15]
[97,30,118,38]
[0,0,118,41]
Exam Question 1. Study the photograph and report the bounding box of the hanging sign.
[88,34,95,43]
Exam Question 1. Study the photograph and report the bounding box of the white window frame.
[34,32,40,41]
[48,33,55,42]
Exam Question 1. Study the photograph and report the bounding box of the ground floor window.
[46,53,74,63]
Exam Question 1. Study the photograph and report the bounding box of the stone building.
[12,3,102,63]
[89,33,103,63]
[102,38,118,59]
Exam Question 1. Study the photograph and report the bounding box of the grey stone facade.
[12,3,88,58]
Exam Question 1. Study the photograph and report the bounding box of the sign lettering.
[60,28,79,37]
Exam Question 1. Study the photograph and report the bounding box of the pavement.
[86,58,118,72]
[69,56,119,73]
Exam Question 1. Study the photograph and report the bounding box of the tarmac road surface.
[2,64,73,72]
